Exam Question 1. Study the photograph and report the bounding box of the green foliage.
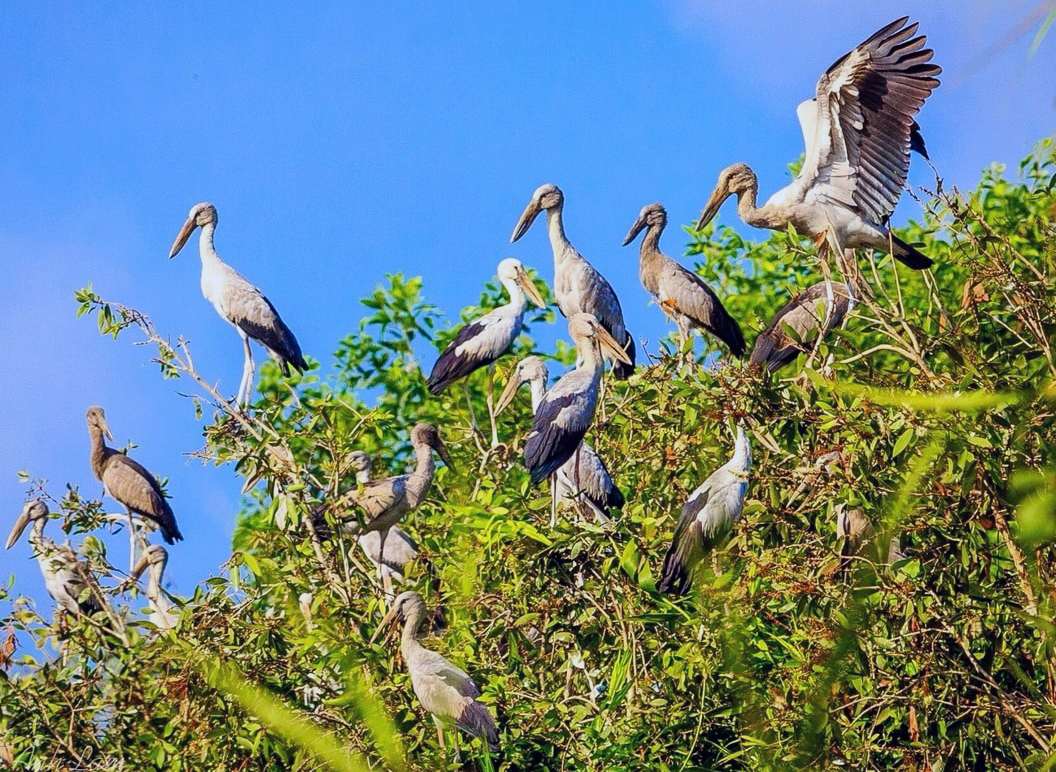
[4,140,1056,770]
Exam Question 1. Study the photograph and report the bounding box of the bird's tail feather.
[890,235,933,270]
[657,546,692,596]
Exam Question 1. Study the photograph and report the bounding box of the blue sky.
[1,2,1054,627]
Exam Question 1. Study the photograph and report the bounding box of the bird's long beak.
[5,508,31,550]
[495,371,524,415]
[99,415,115,443]
[370,605,400,644]
[695,183,730,231]
[129,551,151,582]
[168,217,198,258]
[597,327,633,365]
[434,438,455,472]
[511,200,542,243]
[622,216,647,246]
[516,267,546,307]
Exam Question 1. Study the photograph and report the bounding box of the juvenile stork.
[497,356,624,527]
[346,424,451,594]
[522,314,631,486]
[658,424,751,596]
[351,451,422,586]
[623,203,745,357]
[128,544,178,630]
[427,258,546,447]
[372,591,500,757]
[6,500,105,620]
[86,407,182,570]
[169,202,308,407]
[696,18,941,270]
[511,184,635,378]
[750,281,852,372]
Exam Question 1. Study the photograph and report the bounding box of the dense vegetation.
[2,140,1055,771]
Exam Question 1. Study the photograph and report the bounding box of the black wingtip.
[612,335,636,379]
[910,120,929,160]
[657,550,691,596]
[891,235,934,270]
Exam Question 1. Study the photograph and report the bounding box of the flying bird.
[427,258,546,447]
[372,591,500,756]
[750,281,852,372]
[169,202,308,407]
[511,183,635,377]
[522,314,631,486]
[623,203,745,356]
[497,356,623,526]
[696,17,941,270]
[658,424,751,596]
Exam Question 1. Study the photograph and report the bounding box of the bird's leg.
[463,381,481,439]
[126,508,138,572]
[486,363,500,449]
[376,528,391,596]
[238,333,255,408]
[803,251,836,373]
[550,474,559,529]
[432,714,446,753]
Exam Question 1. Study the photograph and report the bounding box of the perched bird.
[835,504,874,576]
[86,407,182,559]
[128,544,178,630]
[372,591,500,756]
[750,281,852,372]
[6,500,105,620]
[511,184,635,378]
[427,258,546,447]
[351,451,422,586]
[623,203,745,356]
[497,356,624,526]
[169,202,307,407]
[696,18,941,269]
[522,314,631,486]
[346,424,451,593]
[658,424,751,596]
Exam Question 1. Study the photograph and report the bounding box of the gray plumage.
[169,202,307,407]
[835,504,874,575]
[697,18,940,270]
[350,450,422,584]
[511,183,635,378]
[623,203,745,356]
[750,281,851,372]
[5,500,103,618]
[658,425,751,596]
[86,406,182,544]
[523,315,631,485]
[375,591,500,754]
[128,544,178,629]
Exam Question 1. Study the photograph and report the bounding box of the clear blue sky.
[2,2,1054,625]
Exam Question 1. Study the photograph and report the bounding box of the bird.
[5,500,105,620]
[168,202,308,407]
[695,17,941,270]
[522,314,631,487]
[371,591,500,756]
[623,203,745,356]
[345,424,451,594]
[511,183,635,378]
[750,281,852,372]
[427,258,546,447]
[127,544,178,630]
[496,356,624,526]
[658,424,751,596]
[350,451,422,586]
[86,407,182,572]
[835,504,874,576]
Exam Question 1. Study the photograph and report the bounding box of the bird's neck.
[405,444,436,505]
[400,610,427,654]
[545,208,573,263]
[29,518,47,551]
[198,222,223,266]
[640,223,664,256]
[730,429,752,473]
[355,469,371,485]
[734,179,769,229]
[577,341,605,379]
[88,427,109,481]
[499,276,527,314]
[528,378,547,413]
[148,568,172,613]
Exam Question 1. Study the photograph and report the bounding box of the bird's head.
[622,202,667,246]
[370,590,427,643]
[511,183,564,243]
[696,163,757,230]
[496,258,547,307]
[129,544,169,582]
[496,356,549,414]
[5,499,49,550]
[169,202,218,258]
[348,450,373,479]
[85,406,114,442]
[410,423,454,470]
[568,313,632,366]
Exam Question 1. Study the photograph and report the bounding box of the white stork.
[372,591,500,757]
[5,500,106,621]
[522,314,631,486]
[623,203,745,357]
[511,184,635,378]
[169,202,308,407]
[750,281,852,372]
[128,544,179,630]
[696,17,940,269]
[427,258,546,447]
[658,424,751,596]
[497,356,624,527]
[86,407,181,572]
